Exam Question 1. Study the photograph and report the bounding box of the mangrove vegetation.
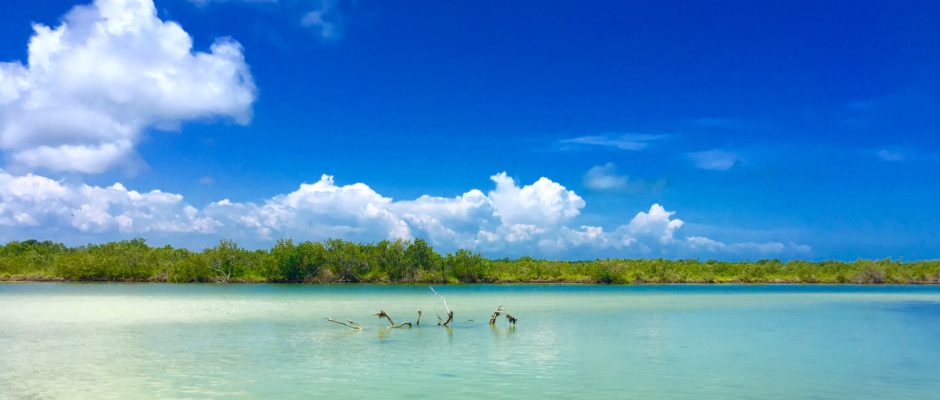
[0,238,938,284]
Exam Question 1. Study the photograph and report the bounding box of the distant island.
[0,239,937,284]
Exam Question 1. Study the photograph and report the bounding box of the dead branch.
[375,310,413,328]
[437,311,454,326]
[416,309,422,326]
[489,305,505,324]
[430,287,449,312]
[375,310,395,325]
[489,305,518,325]
[430,287,453,326]
[326,317,362,330]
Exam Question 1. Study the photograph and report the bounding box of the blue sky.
[0,0,938,260]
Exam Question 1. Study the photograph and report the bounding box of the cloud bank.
[0,170,809,258]
[0,0,256,173]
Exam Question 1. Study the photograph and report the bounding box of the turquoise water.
[1,284,939,399]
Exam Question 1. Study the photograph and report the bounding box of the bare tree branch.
[430,286,453,326]
[489,305,518,325]
[326,317,362,330]
[375,310,412,328]
[429,287,449,313]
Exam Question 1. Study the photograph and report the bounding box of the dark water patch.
[889,301,940,316]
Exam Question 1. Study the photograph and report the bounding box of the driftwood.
[326,296,520,331]
[488,305,518,325]
[327,309,423,330]
[326,318,363,330]
[430,287,453,326]
[375,310,413,328]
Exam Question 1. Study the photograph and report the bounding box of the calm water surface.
[1,284,939,399]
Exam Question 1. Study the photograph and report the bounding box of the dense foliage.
[1,239,938,284]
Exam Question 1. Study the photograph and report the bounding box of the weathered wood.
[430,287,453,327]
[326,317,362,330]
[375,310,413,328]
[488,305,504,324]
[437,310,454,326]
[489,305,518,325]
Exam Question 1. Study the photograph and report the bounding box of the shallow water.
[1,284,939,399]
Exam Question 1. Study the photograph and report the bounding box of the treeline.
[0,239,938,284]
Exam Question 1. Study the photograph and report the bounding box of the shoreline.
[3,239,939,285]
[2,276,939,285]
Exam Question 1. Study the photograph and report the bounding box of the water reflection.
[490,324,516,341]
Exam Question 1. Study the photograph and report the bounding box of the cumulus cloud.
[0,170,218,234]
[206,174,411,242]
[687,149,741,171]
[626,204,683,244]
[487,172,584,227]
[0,0,256,173]
[0,169,808,258]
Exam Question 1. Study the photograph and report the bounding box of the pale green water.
[1,284,939,399]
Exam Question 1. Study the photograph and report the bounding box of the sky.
[0,0,938,260]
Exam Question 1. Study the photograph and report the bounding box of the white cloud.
[0,0,256,174]
[559,133,669,151]
[187,0,346,40]
[487,172,584,227]
[583,163,665,193]
[626,204,683,244]
[205,174,411,241]
[0,170,218,234]
[583,163,628,190]
[688,149,741,171]
[0,169,810,258]
[875,148,907,162]
[686,235,726,251]
[299,0,350,40]
[871,147,939,163]
[685,236,811,256]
